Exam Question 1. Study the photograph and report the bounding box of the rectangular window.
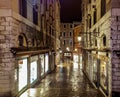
[116,16,120,22]
[89,17,91,28]
[33,6,38,25]
[19,0,27,18]
[69,40,72,46]
[64,40,65,46]
[40,0,42,3]
[63,32,65,37]
[64,25,66,28]
[70,32,72,37]
[70,25,72,28]
[93,9,97,24]
[89,0,91,3]
[101,0,106,17]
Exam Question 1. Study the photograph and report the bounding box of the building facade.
[60,22,80,61]
[81,0,120,97]
[0,0,60,97]
[73,24,83,63]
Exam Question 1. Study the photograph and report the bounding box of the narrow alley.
[20,60,100,97]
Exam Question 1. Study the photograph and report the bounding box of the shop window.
[19,0,27,18]
[100,62,107,90]
[30,61,37,83]
[40,54,45,76]
[18,58,27,91]
[45,53,49,73]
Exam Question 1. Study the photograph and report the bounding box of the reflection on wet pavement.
[20,60,99,97]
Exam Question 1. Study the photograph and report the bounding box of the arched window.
[18,35,24,47]
[103,35,106,46]
[18,34,27,47]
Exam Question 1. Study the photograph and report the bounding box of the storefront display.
[45,53,49,73]
[73,54,78,62]
[100,61,107,90]
[93,59,98,85]
[30,61,37,83]
[40,54,45,76]
[18,58,27,91]
[73,62,78,69]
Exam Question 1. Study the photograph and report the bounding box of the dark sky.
[59,0,82,22]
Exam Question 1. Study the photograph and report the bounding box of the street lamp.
[77,36,82,42]
[66,47,70,51]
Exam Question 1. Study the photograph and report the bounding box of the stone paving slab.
[20,61,101,97]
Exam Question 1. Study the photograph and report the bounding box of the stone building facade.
[73,24,83,63]
[81,0,120,97]
[60,22,80,61]
[0,0,60,97]
[73,24,83,54]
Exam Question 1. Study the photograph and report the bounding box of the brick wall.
[0,14,41,96]
[111,7,120,96]
[0,16,15,97]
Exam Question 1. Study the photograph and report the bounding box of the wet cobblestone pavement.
[20,61,100,97]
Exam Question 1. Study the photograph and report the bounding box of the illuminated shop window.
[18,58,27,91]
[30,61,37,83]
[100,61,107,90]
[40,54,45,76]
[45,53,49,73]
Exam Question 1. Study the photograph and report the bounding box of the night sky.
[59,0,82,22]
